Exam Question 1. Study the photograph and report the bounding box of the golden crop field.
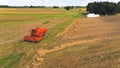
[0,8,119,68]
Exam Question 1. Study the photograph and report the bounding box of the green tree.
[116,2,120,13]
[87,2,117,15]
[64,6,71,11]
[53,6,59,9]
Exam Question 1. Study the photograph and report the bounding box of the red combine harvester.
[24,27,47,42]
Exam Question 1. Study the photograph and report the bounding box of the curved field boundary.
[38,35,120,55]
[57,18,81,37]
[29,35,120,68]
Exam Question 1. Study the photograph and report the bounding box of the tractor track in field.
[0,18,68,45]
[28,35,120,68]
[0,38,20,45]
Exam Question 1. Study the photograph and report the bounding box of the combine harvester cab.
[24,27,47,42]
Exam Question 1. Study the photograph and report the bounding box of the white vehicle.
[87,13,100,18]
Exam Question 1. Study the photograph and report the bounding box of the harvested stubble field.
[41,14,120,68]
[0,8,120,68]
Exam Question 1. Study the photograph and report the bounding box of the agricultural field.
[0,8,120,68]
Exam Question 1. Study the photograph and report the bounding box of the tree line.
[0,5,45,8]
[0,5,81,8]
[87,2,120,15]
[0,5,83,11]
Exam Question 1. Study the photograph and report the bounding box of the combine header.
[24,27,47,42]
